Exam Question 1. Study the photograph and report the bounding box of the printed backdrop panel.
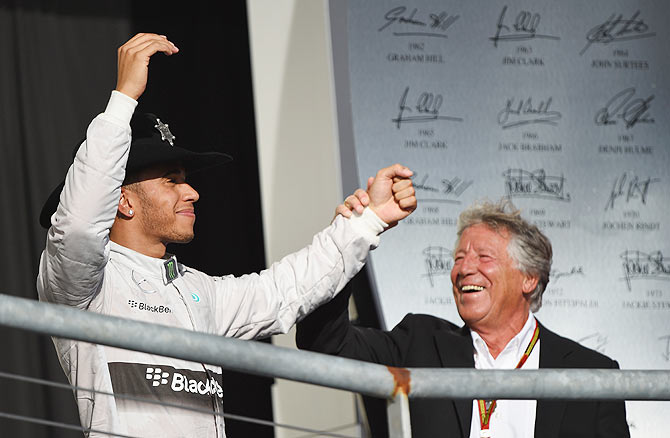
[330,1,670,436]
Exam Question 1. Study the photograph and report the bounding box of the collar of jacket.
[110,241,183,286]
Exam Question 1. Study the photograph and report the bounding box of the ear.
[117,187,136,219]
[521,274,539,295]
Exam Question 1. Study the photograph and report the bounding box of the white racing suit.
[37,91,386,438]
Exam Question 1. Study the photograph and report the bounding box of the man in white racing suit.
[36,33,417,438]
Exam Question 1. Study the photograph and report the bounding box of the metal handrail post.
[387,392,411,438]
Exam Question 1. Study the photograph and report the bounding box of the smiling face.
[450,223,538,332]
[127,162,200,245]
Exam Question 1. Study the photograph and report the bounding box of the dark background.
[0,1,274,436]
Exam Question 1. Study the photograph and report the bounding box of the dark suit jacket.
[297,288,630,438]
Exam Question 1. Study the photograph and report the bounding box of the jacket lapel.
[535,322,569,438]
[434,325,475,438]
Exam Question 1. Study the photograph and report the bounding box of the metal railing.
[1,293,669,437]
[0,369,359,438]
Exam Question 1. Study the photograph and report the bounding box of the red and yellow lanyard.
[477,320,539,438]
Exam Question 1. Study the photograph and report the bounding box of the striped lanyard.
[477,320,540,438]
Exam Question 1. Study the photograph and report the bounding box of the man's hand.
[116,33,179,100]
[334,178,373,221]
[368,164,416,226]
[336,164,416,226]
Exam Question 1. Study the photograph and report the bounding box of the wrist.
[347,207,388,247]
[104,91,138,126]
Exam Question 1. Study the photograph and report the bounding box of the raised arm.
[37,34,178,308]
[212,164,417,339]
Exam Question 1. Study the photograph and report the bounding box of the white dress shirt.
[468,312,540,438]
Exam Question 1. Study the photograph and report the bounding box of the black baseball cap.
[39,112,232,229]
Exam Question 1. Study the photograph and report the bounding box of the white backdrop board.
[329,1,670,436]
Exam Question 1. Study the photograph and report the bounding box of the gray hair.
[454,199,552,312]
